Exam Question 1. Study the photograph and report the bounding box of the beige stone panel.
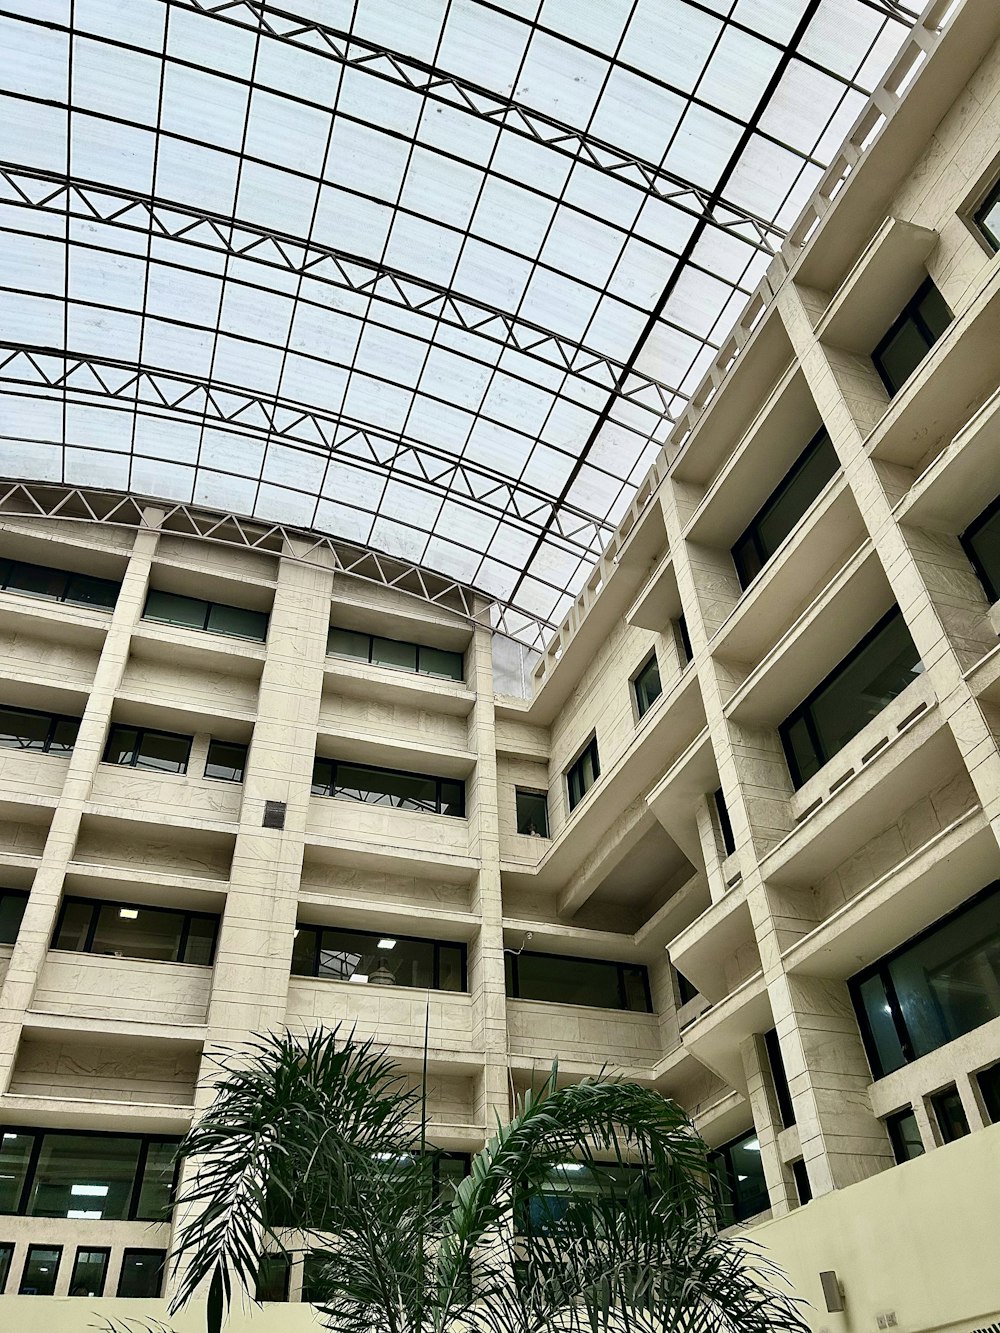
[30,952,211,1027]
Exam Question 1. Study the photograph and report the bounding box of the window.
[103,723,192,774]
[791,1159,812,1206]
[69,1247,110,1297]
[977,1063,1000,1124]
[117,1249,165,1299]
[302,1251,330,1304]
[850,881,1000,1079]
[0,1242,11,1293]
[311,757,465,817]
[633,652,662,719]
[256,1253,291,1302]
[328,626,464,682]
[960,493,1000,604]
[930,1085,970,1143]
[871,278,953,397]
[19,1244,61,1296]
[675,967,698,1007]
[764,1028,795,1129]
[713,787,736,857]
[707,1131,768,1226]
[516,1162,649,1236]
[0,1128,179,1220]
[779,608,923,788]
[677,615,693,664]
[515,789,549,837]
[886,1108,924,1164]
[0,704,80,755]
[0,557,119,610]
[292,925,466,992]
[731,428,838,589]
[53,896,219,966]
[143,589,268,642]
[566,736,600,812]
[505,950,652,1014]
[204,738,248,783]
[0,889,28,946]
[974,175,1000,251]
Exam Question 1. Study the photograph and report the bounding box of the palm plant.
[163,1025,807,1333]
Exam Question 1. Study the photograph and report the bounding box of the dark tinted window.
[117,1250,165,1299]
[204,739,247,783]
[886,1108,924,1164]
[0,705,80,755]
[675,968,698,1006]
[0,559,119,610]
[515,789,549,837]
[104,724,191,775]
[713,787,736,856]
[0,1242,12,1294]
[327,626,463,681]
[850,882,1000,1078]
[872,278,953,397]
[53,896,219,967]
[975,177,1000,251]
[708,1130,768,1225]
[0,1132,32,1213]
[19,1245,61,1295]
[977,1063,1000,1124]
[677,615,693,664]
[302,1252,329,1304]
[291,924,466,992]
[566,737,600,812]
[764,1028,795,1128]
[633,653,662,719]
[960,494,1000,604]
[931,1085,970,1143]
[256,1253,291,1302]
[791,1159,812,1206]
[779,608,922,787]
[312,757,465,817]
[506,950,651,1013]
[69,1247,110,1297]
[0,889,28,945]
[144,589,268,642]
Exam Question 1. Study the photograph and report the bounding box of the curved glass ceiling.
[0,0,914,643]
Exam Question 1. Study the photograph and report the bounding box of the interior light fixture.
[71,1184,109,1196]
[377,938,397,950]
[737,1174,748,1181]
[744,1139,760,1151]
[556,1163,586,1172]
[118,907,139,919]
[67,1209,102,1220]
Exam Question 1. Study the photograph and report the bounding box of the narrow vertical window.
[632,652,663,719]
[515,789,549,837]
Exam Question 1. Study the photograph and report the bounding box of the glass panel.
[437,944,464,992]
[327,628,370,660]
[135,1141,178,1222]
[49,718,80,753]
[301,1252,329,1304]
[916,283,952,341]
[65,574,119,610]
[144,589,207,630]
[855,972,905,1077]
[333,764,437,812]
[977,1063,1000,1124]
[931,1085,970,1143]
[792,1159,812,1205]
[875,320,930,396]
[964,501,1000,603]
[291,926,318,975]
[373,935,435,988]
[205,739,247,782]
[19,1245,61,1295]
[419,646,463,680]
[677,616,693,664]
[104,725,138,766]
[311,758,334,796]
[183,916,218,966]
[714,788,735,856]
[621,965,650,1013]
[887,1109,924,1163]
[0,1130,33,1213]
[135,730,190,774]
[764,1028,795,1128]
[439,780,464,818]
[91,902,185,962]
[371,636,418,672]
[634,656,662,718]
[6,562,67,601]
[728,1133,768,1222]
[977,182,1000,250]
[675,969,698,1006]
[28,1133,141,1220]
[69,1248,109,1297]
[750,431,838,573]
[0,889,28,945]
[513,953,650,1012]
[52,899,94,952]
[0,1243,12,1293]
[206,602,268,641]
[256,1253,290,1302]
[436,1155,468,1206]
[0,708,51,751]
[731,532,762,588]
[516,790,549,837]
[117,1250,165,1299]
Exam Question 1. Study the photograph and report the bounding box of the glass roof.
[0,0,915,646]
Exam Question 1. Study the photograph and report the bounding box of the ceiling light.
[72,1184,109,1196]
[118,907,138,919]
[349,974,369,984]
[737,1174,748,1181]
[556,1163,586,1172]
[67,1210,102,1220]
[377,938,396,950]
[744,1139,760,1152]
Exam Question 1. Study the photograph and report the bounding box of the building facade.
[1,0,1000,1329]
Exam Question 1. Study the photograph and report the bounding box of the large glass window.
[517,1162,649,1236]
[143,589,268,642]
[327,625,464,682]
[0,889,28,946]
[52,896,219,966]
[850,882,1000,1079]
[731,428,839,589]
[312,758,465,817]
[960,494,1000,605]
[19,1245,61,1295]
[292,925,466,992]
[633,652,662,719]
[505,950,652,1013]
[974,176,1000,252]
[886,1108,924,1164]
[103,724,192,774]
[0,557,119,610]
[779,608,923,788]
[707,1130,769,1226]
[204,739,248,783]
[515,789,549,837]
[0,1129,179,1220]
[69,1247,110,1297]
[871,278,953,398]
[566,736,600,812]
[117,1249,165,1299]
[0,704,80,755]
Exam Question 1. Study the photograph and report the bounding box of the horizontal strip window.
[53,895,219,967]
[871,277,953,398]
[960,492,1000,605]
[292,924,466,992]
[0,889,28,946]
[707,1130,768,1226]
[779,608,923,789]
[205,739,248,783]
[104,724,192,775]
[566,736,600,812]
[0,704,80,756]
[731,427,838,590]
[0,558,120,611]
[633,652,662,719]
[515,788,549,837]
[312,757,465,817]
[0,1127,179,1222]
[328,626,464,681]
[505,949,652,1013]
[974,176,1000,252]
[143,588,268,642]
[850,880,1000,1080]
[517,1162,649,1236]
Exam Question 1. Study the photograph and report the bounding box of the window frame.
[0,703,81,756]
[69,1245,111,1297]
[204,738,248,783]
[292,923,468,992]
[707,1129,769,1226]
[565,735,600,813]
[19,1243,62,1296]
[116,1248,167,1299]
[0,1125,181,1221]
[0,1241,13,1294]
[871,276,952,398]
[930,1084,970,1143]
[256,1252,292,1303]
[311,756,466,818]
[0,557,120,611]
[142,589,269,643]
[514,787,550,837]
[885,1107,925,1164]
[327,625,465,682]
[632,651,663,721]
[103,722,193,775]
[51,894,220,967]
[505,948,653,1014]
[976,1061,1000,1124]
[959,491,1000,604]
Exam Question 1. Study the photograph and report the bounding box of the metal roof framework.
[0,0,916,646]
